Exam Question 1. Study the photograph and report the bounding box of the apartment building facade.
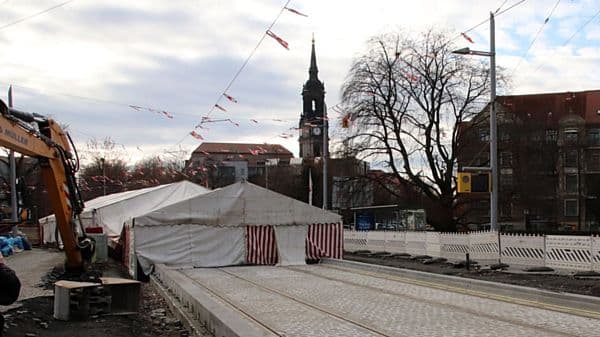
[458,90,600,232]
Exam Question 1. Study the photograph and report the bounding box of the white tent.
[133,181,343,275]
[40,181,210,243]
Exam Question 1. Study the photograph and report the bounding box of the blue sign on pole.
[356,214,374,231]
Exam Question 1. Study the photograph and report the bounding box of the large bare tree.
[341,30,493,230]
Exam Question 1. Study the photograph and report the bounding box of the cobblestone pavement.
[2,248,63,311]
[181,265,599,337]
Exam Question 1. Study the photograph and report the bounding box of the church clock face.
[312,127,321,136]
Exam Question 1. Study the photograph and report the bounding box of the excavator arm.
[0,99,87,271]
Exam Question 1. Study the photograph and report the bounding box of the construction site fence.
[344,230,600,272]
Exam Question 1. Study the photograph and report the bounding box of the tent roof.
[135,181,341,227]
[81,184,169,212]
[39,181,211,236]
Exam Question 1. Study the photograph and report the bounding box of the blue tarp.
[0,235,31,256]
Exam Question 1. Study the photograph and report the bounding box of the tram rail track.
[285,264,589,337]
[161,263,599,337]
[184,267,397,337]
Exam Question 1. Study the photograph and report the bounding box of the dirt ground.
[344,252,600,297]
[1,259,196,337]
[2,283,192,337]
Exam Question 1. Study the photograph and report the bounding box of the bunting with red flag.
[284,7,308,17]
[266,30,289,50]
[223,93,238,103]
[461,32,474,43]
[161,110,174,119]
[190,131,204,140]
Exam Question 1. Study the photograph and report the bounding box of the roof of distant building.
[192,142,293,156]
[497,89,600,123]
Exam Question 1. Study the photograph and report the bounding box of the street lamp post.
[453,11,498,232]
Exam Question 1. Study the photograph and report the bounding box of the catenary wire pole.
[490,12,498,232]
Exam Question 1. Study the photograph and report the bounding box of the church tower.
[299,36,327,159]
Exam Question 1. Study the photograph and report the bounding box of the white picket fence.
[344,230,600,272]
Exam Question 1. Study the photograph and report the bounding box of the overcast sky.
[0,0,598,164]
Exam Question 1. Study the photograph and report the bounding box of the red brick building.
[186,142,294,188]
[458,90,600,232]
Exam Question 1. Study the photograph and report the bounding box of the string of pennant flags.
[4,2,534,165]
[189,1,310,142]
[121,0,528,160]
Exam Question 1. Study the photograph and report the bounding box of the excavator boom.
[0,99,85,271]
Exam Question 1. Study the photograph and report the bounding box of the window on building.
[500,201,511,217]
[499,130,511,141]
[564,199,578,217]
[248,167,264,177]
[479,128,490,142]
[564,150,578,168]
[545,129,557,142]
[479,200,490,216]
[312,100,316,112]
[499,151,512,167]
[588,151,600,170]
[564,129,578,144]
[587,129,600,146]
[565,174,578,194]
[477,152,490,166]
[500,173,513,186]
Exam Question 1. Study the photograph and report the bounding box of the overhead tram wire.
[170,0,293,148]
[510,0,561,77]
[453,0,526,41]
[531,7,600,74]
[494,0,510,14]
[0,0,77,31]
[0,82,198,119]
[208,0,293,118]
[177,0,525,153]
[180,1,527,154]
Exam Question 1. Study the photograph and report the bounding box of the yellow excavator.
[0,98,92,271]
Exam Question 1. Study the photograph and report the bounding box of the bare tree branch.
[340,29,496,230]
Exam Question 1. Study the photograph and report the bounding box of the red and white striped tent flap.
[306,223,343,260]
[246,225,278,265]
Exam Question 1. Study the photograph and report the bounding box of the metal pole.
[489,11,498,232]
[322,104,328,210]
[8,86,18,234]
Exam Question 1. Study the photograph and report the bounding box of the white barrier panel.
[386,231,407,254]
[592,236,600,272]
[343,230,368,252]
[367,231,387,252]
[546,235,592,271]
[440,232,469,261]
[500,233,545,267]
[342,231,600,272]
[469,231,499,261]
[406,231,427,256]
[425,232,441,257]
